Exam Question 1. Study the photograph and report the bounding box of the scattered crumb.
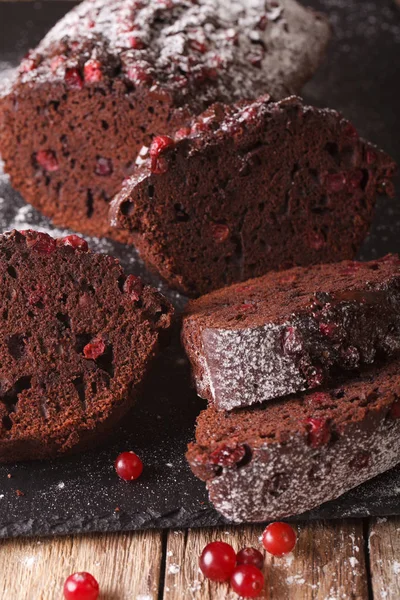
[166,463,173,468]
[393,561,400,575]
[0,494,4,500]
[115,507,120,512]
[21,556,36,568]
[377,517,388,524]
[57,482,65,490]
[167,550,173,557]
[7,473,11,479]
[168,563,180,575]
[16,489,25,497]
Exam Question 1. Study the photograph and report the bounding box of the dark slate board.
[0,0,399,539]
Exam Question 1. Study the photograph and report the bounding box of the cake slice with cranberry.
[187,360,400,521]
[110,96,396,296]
[0,230,173,462]
[182,255,400,411]
[0,0,330,242]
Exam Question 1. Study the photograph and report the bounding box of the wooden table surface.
[0,517,398,599]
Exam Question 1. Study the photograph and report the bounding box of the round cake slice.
[110,95,396,296]
[182,255,400,411]
[186,360,400,522]
[0,230,173,462]
[0,0,330,241]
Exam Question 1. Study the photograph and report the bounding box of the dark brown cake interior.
[0,230,173,461]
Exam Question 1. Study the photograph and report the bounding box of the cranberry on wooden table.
[63,572,99,600]
[230,564,264,598]
[199,541,236,582]
[236,547,264,570]
[262,522,297,556]
[115,451,143,481]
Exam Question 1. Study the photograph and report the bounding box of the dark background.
[0,0,399,538]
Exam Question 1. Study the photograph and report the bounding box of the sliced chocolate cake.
[182,256,400,411]
[186,361,400,521]
[0,230,173,462]
[110,96,396,296]
[0,0,330,241]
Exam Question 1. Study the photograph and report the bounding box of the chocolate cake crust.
[186,361,400,521]
[182,256,400,411]
[0,0,330,240]
[111,96,396,296]
[0,230,173,463]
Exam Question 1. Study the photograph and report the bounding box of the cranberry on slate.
[123,274,143,301]
[149,135,175,174]
[305,417,331,448]
[231,564,264,598]
[63,572,99,600]
[199,541,236,582]
[115,451,143,481]
[211,223,230,243]
[58,235,89,252]
[236,547,264,570]
[36,150,59,172]
[390,400,400,419]
[262,522,297,557]
[84,59,103,83]
[95,157,113,176]
[83,339,105,360]
[65,67,84,90]
[209,444,246,467]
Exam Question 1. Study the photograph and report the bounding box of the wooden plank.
[0,530,163,600]
[369,516,400,600]
[163,521,368,599]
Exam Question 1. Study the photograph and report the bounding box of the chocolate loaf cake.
[0,0,330,241]
[182,255,400,411]
[110,96,396,296]
[0,230,173,462]
[186,361,400,521]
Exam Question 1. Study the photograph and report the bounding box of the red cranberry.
[36,150,59,172]
[127,65,152,84]
[149,135,175,174]
[50,55,67,73]
[83,339,105,360]
[211,223,230,243]
[123,274,143,301]
[325,172,346,193]
[95,157,113,176]
[366,149,377,165]
[174,127,191,141]
[282,326,303,356]
[64,67,84,89]
[350,452,370,470]
[189,39,208,54]
[347,169,364,191]
[63,572,99,600]
[305,417,331,448]
[390,400,400,419]
[57,235,89,252]
[305,365,324,388]
[262,522,297,556]
[231,565,264,598]
[199,541,236,582]
[343,122,358,139]
[236,547,264,570]
[209,444,246,467]
[129,36,146,50]
[84,59,103,83]
[20,58,36,73]
[25,231,57,255]
[319,322,337,337]
[257,15,269,30]
[115,451,143,481]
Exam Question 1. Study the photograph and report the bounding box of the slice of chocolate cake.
[186,361,400,521]
[0,0,330,242]
[182,256,400,411]
[0,230,173,462]
[110,96,396,296]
